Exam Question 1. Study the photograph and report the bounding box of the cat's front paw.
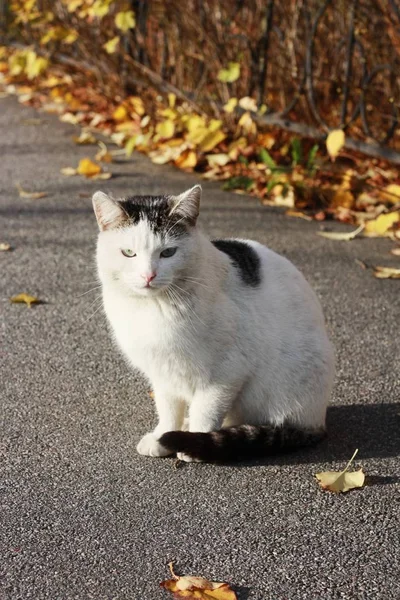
[136,433,173,457]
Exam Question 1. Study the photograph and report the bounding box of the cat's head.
[93,185,201,297]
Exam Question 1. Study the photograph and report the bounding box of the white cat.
[93,185,335,462]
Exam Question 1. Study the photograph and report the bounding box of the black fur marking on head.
[212,239,261,287]
[117,195,188,237]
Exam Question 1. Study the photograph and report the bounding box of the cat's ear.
[168,184,201,225]
[92,191,127,231]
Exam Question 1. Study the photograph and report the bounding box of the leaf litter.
[16,183,48,199]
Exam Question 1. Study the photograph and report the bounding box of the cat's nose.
[141,272,157,284]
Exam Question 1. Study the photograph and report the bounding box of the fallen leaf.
[77,158,102,178]
[95,142,113,163]
[326,129,345,160]
[16,183,48,199]
[238,96,257,112]
[175,150,197,169]
[0,242,12,251]
[285,210,312,221]
[113,105,128,121]
[390,247,400,256]
[90,172,112,180]
[73,130,97,145]
[364,212,400,237]
[161,563,237,600]
[378,184,400,205]
[316,449,365,493]
[317,223,364,241]
[206,153,231,167]
[373,266,400,279]
[61,166,77,176]
[10,293,40,307]
[156,119,175,140]
[199,130,226,152]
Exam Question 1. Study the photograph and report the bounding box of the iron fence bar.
[340,0,357,127]
[257,0,274,107]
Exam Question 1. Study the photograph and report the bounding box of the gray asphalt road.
[1,96,399,600]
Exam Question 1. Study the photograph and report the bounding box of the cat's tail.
[159,424,326,463]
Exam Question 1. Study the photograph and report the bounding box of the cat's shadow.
[234,402,400,469]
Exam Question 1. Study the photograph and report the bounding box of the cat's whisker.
[76,285,102,298]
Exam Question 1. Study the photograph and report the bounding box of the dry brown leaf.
[10,293,40,307]
[373,266,400,279]
[317,223,364,241]
[77,158,102,178]
[0,242,12,251]
[326,129,345,160]
[161,563,237,600]
[16,183,48,199]
[316,449,365,493]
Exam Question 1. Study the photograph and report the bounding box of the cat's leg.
[137,392,185,457]
[177,383,239,462]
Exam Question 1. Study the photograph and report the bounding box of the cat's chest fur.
[103,287,209,385]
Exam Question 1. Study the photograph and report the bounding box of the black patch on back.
[117,195,188,237]
[212,239,261,286]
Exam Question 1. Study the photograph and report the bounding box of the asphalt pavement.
[1,96,399,600]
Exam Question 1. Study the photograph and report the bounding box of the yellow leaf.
[199,130,226,152]
[326,129,345,160]
[64,0,85,12]
[156,119,175,139]
[317,223,364,241]
[316,449,365,493]
[332,188,354,209]
[378,183,400,205]
[364,212,400,237]
[217,62,240,83]
[175,150,197,169]
[113,105,128,121]
[183,114,206,133]
[168,93,176,108]
[10,293,40,307]
[373,266,400,279]
[115,10,136,33]
[103,36,120,54]
[206,153,231,167]
[16,183,48,199]
[0,242,12,251]
[129,96,145,116]
[25,51,48,80]
[73,130,97,145]
[161,564,237,600]
[223,98,238,113]
[90,0,113,18]
[77,158,102,178]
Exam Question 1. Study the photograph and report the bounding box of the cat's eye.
[121,248,136,258]
[160,247,177,258]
